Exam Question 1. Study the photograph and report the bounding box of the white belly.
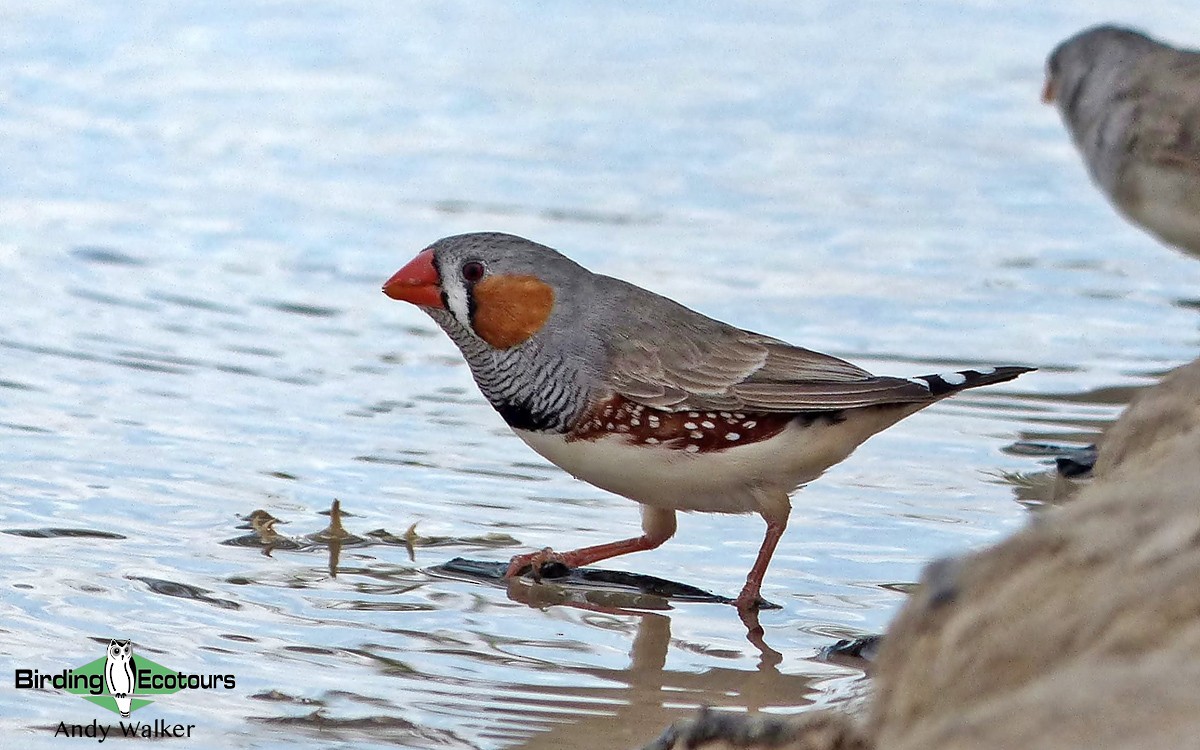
[514,407,914,515]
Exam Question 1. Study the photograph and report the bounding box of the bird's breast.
[1118,162,1200,255]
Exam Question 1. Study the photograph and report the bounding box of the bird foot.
[505,548,572,582]
[733,589,781,613]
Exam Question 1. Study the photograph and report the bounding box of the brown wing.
[600,283,932,412]
[1124,50,1200,172]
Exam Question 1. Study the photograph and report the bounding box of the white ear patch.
[441,265,474,334]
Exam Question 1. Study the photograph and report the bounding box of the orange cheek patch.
[471,275,556,349]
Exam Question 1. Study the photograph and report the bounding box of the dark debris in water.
[366,525,520,551]
[147,291,241,314]
[2,527,127,539]
[822,634,882,663]
[430,198,660,227]
[249,690,324,705]
[0,421,53,433]
[1056,453,1097,478]
[1006,440,1098,476]
[248,708,463,746]
[259,299,342,318]
[128,576,241,610]
[250,709,418,729]
[430,556,763,607]
[71,246,148,266]
[1003,439,1099,484]
[0,378,38,391]
[224,509,306,551]
[68,288,159,311]
[223,504,519,562]
[222,534,308,551]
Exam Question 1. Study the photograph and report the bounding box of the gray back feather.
[584,274,934,412]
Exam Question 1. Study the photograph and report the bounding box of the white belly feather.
[514,406,914,516]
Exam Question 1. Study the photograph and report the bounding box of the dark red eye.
[461,261,485,282]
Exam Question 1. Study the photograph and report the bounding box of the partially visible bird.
[1044,24,1200,258]
[383,233,1032,612]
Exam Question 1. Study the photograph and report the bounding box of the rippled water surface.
[5,3,1200,748]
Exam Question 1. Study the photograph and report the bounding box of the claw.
[732,588,780,613]
[505,547,569,581]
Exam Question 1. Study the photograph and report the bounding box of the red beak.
[382,249,445,308]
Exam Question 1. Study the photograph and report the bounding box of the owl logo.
[103,639,136,717]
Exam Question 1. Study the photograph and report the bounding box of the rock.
[1091,359,1200,480]
[873,358,1200,749]
[646,707,867,750]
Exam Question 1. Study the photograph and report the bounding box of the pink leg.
[506,507,676,579]
[733,516,788,612]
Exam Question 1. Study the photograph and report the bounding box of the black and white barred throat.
[425,308,591,433]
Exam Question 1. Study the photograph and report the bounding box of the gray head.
[382,232,599,351]
[1044,25,1162,108]
[383,233,609,430]
[1043,25,1168,192]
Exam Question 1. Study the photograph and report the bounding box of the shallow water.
[4,3,1200,748]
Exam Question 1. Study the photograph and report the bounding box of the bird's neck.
[1061,50,1159,192]
[427,309,591,433]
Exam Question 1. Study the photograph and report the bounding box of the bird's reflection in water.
[493,591,821,750]
[501,573,783,669]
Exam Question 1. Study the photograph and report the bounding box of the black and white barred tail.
[909,366,1034,398]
